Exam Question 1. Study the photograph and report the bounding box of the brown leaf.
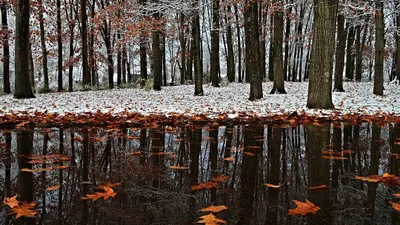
[264,183,280,188]
[191,182,218,191]
[8,202,37,219]
[169,165,189,170]
[353,176,380,182]
[390,201,400,212]
[392,193,400,197]
[197,213,226,225]
[211,174,229,183]
[45,185,61,191]
[3,196,19,208]
[288,200,320,216]
[322,155,348,160]
[223,156,235,161]
[308,185,328,190]
[199,205,228,213]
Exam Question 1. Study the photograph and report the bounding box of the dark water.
[1,123,400,225]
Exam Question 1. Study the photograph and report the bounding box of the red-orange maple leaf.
[191,181,218,191]
[8,201,37,219]
[288,200,320,216]
[3,196,19,208]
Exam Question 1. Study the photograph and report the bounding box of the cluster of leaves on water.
[3,196,38,219]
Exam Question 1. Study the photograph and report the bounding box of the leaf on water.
[321,155,348,160]
[264,183,280,188]
[223,156,235,161]
[169,165,190,170]
[82,187,116,201]
[199,205,228,213]
[56,165,70,170]
[380,173,400,185]
[8,201,37,219]
[191,181,218,191]
[342,150,354,155]
[392,193,400,197]
[3,196,19,208]
[244,152,255,156]
[211,174,229,183]
[20,168,35,173]
[353,175,380,182]
[197,213,226,225]
[395,142,400,145]
[288,199,321,216]
[390,201,400,212]
[46,185,61,191]
[308,185,328,190]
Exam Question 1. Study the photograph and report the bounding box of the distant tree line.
[1,0,399,108]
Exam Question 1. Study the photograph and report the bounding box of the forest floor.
[0,82,399,126]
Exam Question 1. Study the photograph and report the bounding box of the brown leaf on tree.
[45,185,61,191]
[308,185,328,190]
[288,200,321,216]
[197,213,226,225]
[211,174,229,183]
[199,205,228,213]
[390,201,400,212]
[191,181,218,191]
[264,183,280,188]
[8,201,38,219]
[3,195,19,208]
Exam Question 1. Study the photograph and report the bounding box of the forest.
[0,0,399,108]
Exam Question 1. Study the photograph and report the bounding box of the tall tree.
[193,10,203,95]
[210,0,220,87]
[306,0,338,109]
[333,10,346,92]
[245,0,262,100]
[1,2,10,94]
[14,0,35,98]
[38,0,49,92]
[397,0,400,83]
[225,9,235,82]
[57,0,63,91]
[345,25,355,81]
[81,0,90,87]
[374,0,384,96]
[270,0,286,94]
[152,2,162,91]
[139,0,147,86]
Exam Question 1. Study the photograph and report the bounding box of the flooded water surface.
[1,122,400,225]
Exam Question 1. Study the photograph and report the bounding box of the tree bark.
[270,2,286,94]
[57,0,63,91]
[193,13,203,95]
[210,0,220,87]
[234,5,242,83]
[396,0,400,83]
[334,13,346,92]
[374,0,384,96]
[226,9,235,82]
[1,4,10,94]
[81,0,90,87]
[245,0,262,100]
[345,25,355,81]
[152,10,162,90]
[14,0,35,98]
[306,0,337,109]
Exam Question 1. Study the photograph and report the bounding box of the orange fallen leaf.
[56,165,69,170]
[390,201,400,212]
[46,185,61,191]
[308,185,328,190]
[392,193,400,197]
[197,213,226,224]
[288,199,320,216]
[244,152,255,156]
[211,174,229,183]
[191,181,218,191]
[353,176,380,182]
[265,183,280,188]
[8,201,37,219]
[20,168,35,173]
[169,165,190,170]
[3,196,19,208]
[223,156,235,161]
[342,150,354,155]
[394,142,400,145]
[322,155,348,160]
[199,205,228,213]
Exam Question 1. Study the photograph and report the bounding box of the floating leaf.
[392,193,400,197]
[308,185,328,190]
[211,174,229,183]
[8,202,37,219]
[56,165,69,170]
[265,183,280,188]
[46,185,61,191]
[20,168,35,173]
[191,182,218,191]
[353,176,380,183]
[82,186,117,201]
[197,213,226,225]
[199,205,227,213]
[223,156,235,161]
[3,196,19,208]
[288,200,320,216]
[244,152,255,156]
[169,165,189,170]
[322,155,348,160]
[390,201,400,212]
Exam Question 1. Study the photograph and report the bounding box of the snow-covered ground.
[0,82,399,119]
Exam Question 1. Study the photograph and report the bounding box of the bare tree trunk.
[306,0,337,109]
[193,13,203,95]
[81,0,90,86]
[234,5,242,83]
[210,0,220,87]
[153,9,162,90]
[1,4,10,94]
[374,0,384,95]
[345,25,355,81]
[179,13,186,84]
[14,0,35,98]
[226,8,235,82]
[57,0,63,91]
[396,0,400,83]
[334,13,346,92]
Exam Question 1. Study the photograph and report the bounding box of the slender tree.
[14,0,35,98]
[374,0,384,96]
[245,0,262,100]
[306,0,338,109]
[334,10,346,92]
[81,0,90,87]
[396,0,400,83]
[152,1,162,91]
[57,0,63,91]
[193,9,203,95]
[270,0,286,94]
[210,0,220,87]
[1,2,10,94]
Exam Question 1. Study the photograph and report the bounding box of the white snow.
[0,82,399,119]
